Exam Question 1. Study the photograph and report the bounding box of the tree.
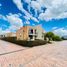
[44,32,54,41]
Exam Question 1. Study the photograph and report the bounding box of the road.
[0,40,67,67]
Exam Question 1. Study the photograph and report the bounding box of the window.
[19,33,21,37]
[29,29,33,34]
[29,35,33,39]
[23,30,25,32]
[35,29,37,34]
[31,29,33,34]
[35,35,37,39]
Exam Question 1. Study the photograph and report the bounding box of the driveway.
[0,40,67,67]
[0,40,27,55]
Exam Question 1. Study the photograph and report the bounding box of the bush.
[52,35,62,41]
[61,37,67,40]
[44,32,62,41]
[1,37,16,43]
[44,32,54,41]
[1,37,47,47]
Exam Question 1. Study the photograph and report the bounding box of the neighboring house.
[16,24,45,41]
[0,32,16,38]
[6,32,16,37]
[0,34,5,38]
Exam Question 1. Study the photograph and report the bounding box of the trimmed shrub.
[61,37,67,40]
[44,32,62,41]
[1,37,47,47]
[52,35,62,41]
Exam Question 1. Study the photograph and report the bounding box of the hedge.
[1,37,47,47]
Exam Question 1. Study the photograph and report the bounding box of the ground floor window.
[29,35,33,39]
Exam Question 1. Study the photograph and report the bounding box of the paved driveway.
[0,40,67,67]
[0,40,27,55]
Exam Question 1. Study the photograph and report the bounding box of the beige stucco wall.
[16,26,29,40]
[35,25,45,40]
[16,24,45,40]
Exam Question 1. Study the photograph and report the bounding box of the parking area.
[0,40,67,67]
[0,40,27,55]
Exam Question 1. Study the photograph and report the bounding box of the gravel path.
[0,40,67,67]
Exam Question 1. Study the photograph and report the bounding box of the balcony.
[28,29,37,36]
[29,33,37,36]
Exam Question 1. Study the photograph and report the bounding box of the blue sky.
[0,0,67,36]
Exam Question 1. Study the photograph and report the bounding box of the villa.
[16,25,45,41]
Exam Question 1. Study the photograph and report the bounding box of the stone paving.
[0,40,67,67]
[0,40,26,55]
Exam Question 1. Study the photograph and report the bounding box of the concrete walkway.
[0,40,67,67]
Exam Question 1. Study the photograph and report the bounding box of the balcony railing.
[29,32,38,36]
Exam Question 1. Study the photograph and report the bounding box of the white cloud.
[24,0,31,4]
[31,1,41,10]
[0,13,23,33]
[23,0,67,21]
[13,0,23,11]
[31,17,39,22]
[0,4,2,9]
[0,13,23,29]
[52,27,58,30]
[25,21,30,24]
[13,0,39,22]
[0,28,11,35]
[6,13,23,29]
[0,4,2,7]
[53,28,67,37]
[38,0,67,21]
[0,25,20,35]
[0,14,7,20]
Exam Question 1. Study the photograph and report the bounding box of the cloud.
[13,0,23,11]
[25,21,30,24]
[0,3,2,9]
[52,27,58,30]
[23,0,67,21]
[6,13,23,29]
[31,1,41,10]
[0,13,23,33]
[24,0,31,4]
[0,4,2,7]
[0,28,11,35]
[0,14,7,20]
[53,28,67,37]
[38,0,67,21]
[0,24,21,35]
[13,0,39,22]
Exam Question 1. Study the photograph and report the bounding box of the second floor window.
[31,29,33,34]
[29,29,33,34]
[35,29,37,34]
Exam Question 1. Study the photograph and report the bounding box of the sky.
[0,0,67,36]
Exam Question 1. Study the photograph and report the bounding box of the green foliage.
[61,37,67,40]
[52,35,62,41]
[44,32,62,41]
[44,32,54,41]
[45,32,54,38]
